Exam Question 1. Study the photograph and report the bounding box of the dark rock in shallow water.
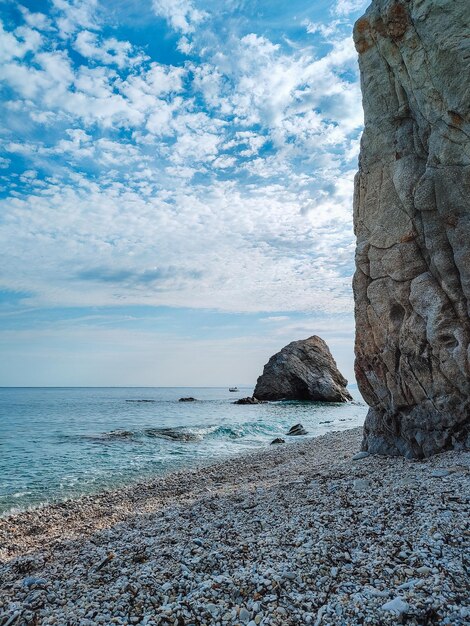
[254,336,352,402]
[179,397,197,402]
[353,0,470,458]
[286,423,308,436]
[271,438,286,444]
[125,399,156,403]
[233,396,261,405]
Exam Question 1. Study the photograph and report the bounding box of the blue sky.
[0,0,368,386]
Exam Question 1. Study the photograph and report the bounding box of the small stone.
[400,477,418,486]
[381,597,409,615]
[416,566,430,576]
[22,577,47,588]
[271,438,285,445]
[431,469,451,477]
[352,451,370,460]
[239,607,251,623]
[397,579,422,590]
[353,479,371,492]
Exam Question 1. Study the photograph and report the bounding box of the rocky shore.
[1,427,469,625]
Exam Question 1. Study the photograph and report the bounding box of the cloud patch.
[0,0,365,316]
[77,265,203,287]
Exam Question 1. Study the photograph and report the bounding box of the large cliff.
[353,0,470,457]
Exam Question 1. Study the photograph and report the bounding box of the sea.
[0,386,368,516]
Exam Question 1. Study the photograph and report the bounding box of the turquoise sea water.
[0,387,367,515]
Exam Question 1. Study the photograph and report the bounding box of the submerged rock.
[286,424,308,436]
[353,0,470,457]
[179,397,197,402]
[105,430,134,439]
[270,438,286,445]
[253,336,352,402]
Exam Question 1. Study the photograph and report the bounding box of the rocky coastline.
[1,427,468,625]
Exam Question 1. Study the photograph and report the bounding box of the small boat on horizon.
[229,387,239,392]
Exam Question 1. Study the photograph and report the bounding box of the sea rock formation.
[253,336,352,402]
[353,0,470,457]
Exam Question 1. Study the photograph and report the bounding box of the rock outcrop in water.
[253,336,352,402]
[353,0,470,457]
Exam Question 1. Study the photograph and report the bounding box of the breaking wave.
[96,422,277,444]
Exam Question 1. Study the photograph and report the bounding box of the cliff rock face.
[253,336,352,402]
[353,0,470,457]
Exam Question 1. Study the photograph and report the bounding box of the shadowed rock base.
[353,0,470,458]
[362,406,470,459]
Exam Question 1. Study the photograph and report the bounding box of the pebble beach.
[1,427,469,626]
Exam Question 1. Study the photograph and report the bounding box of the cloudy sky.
[0,0,368,387]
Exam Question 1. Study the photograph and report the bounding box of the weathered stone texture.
[353,0,470,457]
[254,336,352,402]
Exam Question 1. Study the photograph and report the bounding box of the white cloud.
[19,6,54,31]
[19,169,37,180]
[260,316,291,323]
[152,0,207,34]
[212,155,236,169]
[177,36,193,55]
[170,129,220,165]
[304,20,343,39]
[0,1,364,320]
[0,169,355,314]
[52,0,98,38]
[73,31,145,68]
[334,0,369,17]
[0,21,42,63]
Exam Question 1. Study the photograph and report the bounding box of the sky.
[0,0,369,387]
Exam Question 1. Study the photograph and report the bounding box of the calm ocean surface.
[0,387,367,515]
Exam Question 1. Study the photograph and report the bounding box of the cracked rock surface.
[353,0,470,457]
